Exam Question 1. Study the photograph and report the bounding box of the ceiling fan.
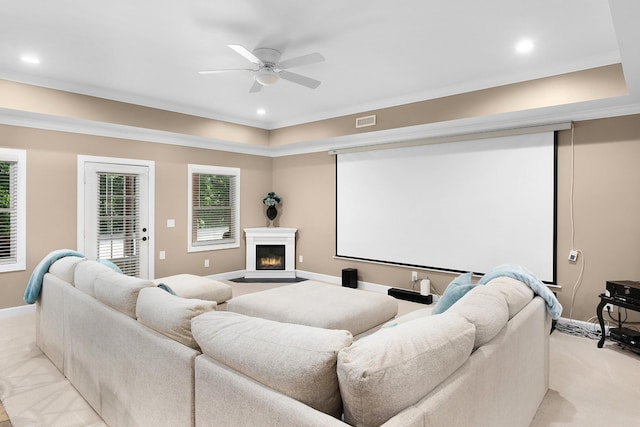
[199,44,324,93]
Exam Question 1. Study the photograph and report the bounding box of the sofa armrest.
[380,296,549,427]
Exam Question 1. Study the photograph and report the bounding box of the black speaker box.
[342,268,358,288]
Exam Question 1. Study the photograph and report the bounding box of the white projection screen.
[336,131,556,283]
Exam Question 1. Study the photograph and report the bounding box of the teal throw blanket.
[23,249,84,304]
[478,264,563,320]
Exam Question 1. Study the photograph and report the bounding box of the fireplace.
[256,245,285,270]
[244,227,297,279]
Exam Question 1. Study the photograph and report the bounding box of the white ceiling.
[1,0,639,130]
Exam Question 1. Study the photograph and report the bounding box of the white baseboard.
[295,270,391,294]
[205,270,245,281]
[207,269,393,295]
[0,304,36,320]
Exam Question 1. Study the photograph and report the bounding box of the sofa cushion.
[74,260,119,297]
[191,311,353,419]
[447,284,510,348]
[153,274,232,303]
[49,256,86,284]
[94,270,153,318]
[227,281,398,336]
[485,276,534,319]
[337,312,475,427]
[432,272,476,314]
[136,287,216,349]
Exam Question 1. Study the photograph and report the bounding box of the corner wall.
[0,124,272,310]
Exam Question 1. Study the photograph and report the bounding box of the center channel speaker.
[342,268,358,288]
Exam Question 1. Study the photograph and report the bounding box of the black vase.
[266,205,278,220]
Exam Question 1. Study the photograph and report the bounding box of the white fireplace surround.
[244,227,297,279]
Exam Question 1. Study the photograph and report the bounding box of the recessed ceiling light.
[21,54,41,65]
[256,108,266,116]
[515,39,534,54]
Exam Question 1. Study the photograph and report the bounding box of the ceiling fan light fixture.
[255,68,280,86]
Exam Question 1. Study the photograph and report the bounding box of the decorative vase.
[266,205,278,221]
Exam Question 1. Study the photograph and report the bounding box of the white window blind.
[188,165,240,252]
[0,148,26,272]
[96,172,141,277]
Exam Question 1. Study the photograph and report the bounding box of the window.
[97,172,141,277]
[0,148,26,272]
[188,164,240,252]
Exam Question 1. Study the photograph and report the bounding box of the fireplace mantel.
[244,227,297,279]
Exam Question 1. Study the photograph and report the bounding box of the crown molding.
[0,107,272,157]
[2,95,640,159]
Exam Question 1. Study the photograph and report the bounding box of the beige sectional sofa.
[36,256,551,427]
[192,278,550,427]
[37,257,217,427]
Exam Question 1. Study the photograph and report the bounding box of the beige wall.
[1,77,639,322]
[269,64,627,146]
[273,115,640,322]
[0,80,270,146]
[0,124,272,309]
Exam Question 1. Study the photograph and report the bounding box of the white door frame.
[77,155,155,279]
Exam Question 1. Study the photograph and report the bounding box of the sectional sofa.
[35,256,551,427]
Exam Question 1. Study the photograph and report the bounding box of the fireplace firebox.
[256,245,285,270]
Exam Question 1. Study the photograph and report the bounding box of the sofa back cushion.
[485,276,534,319]
[448,284,510,348]
[49,256,86,285]
[337,312,475,427]
[192,311,353,419]
[136,287,216,349]
[94,270,153,318]
[74,260,118,297]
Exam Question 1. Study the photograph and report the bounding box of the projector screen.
[336,131,556,283]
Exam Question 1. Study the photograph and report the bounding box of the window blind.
[96,172,141,277]
[191,173,237,245]
[0,160,17,265]
[188,165,240,252]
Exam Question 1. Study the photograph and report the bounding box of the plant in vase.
[262,192,281,222]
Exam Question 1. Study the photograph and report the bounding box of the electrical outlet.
[299,255,303,263]
[411,271,418,281]
[568,250,578,262]
[204,259,209,268]
[604,303,613,313]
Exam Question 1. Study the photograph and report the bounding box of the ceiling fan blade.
[278,70,321,89]
[278,52,325,69]
[198,68,254,75]
[228,44,262,65]
[249,80,263,93]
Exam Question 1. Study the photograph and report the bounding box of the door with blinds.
[82,161,152,279]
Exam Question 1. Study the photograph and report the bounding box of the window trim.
[0,148,26,273]
[187,164,240,252]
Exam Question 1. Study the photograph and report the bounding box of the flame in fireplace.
[259,256,283,269]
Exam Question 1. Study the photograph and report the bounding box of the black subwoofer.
[342,268,358,288]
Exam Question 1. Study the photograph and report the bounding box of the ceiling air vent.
[355,114,376,128]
